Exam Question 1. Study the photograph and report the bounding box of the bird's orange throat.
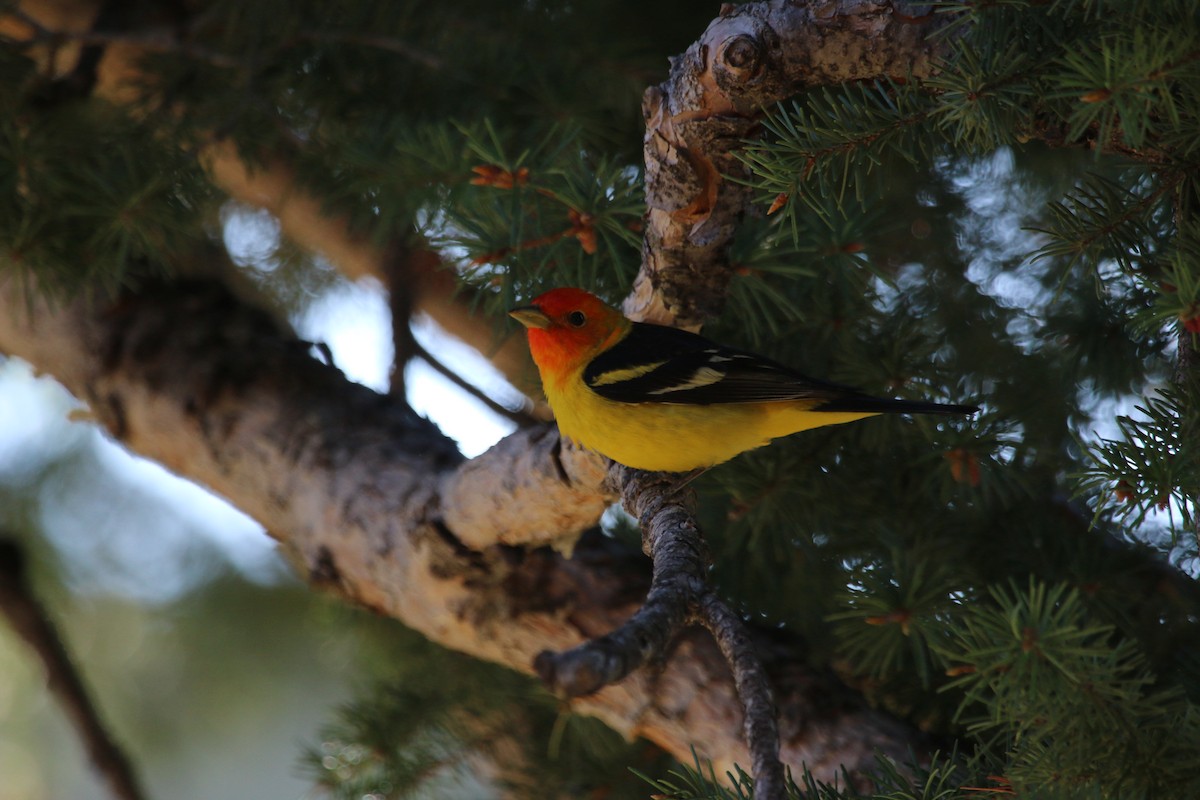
[526,325,624,388]
[526,327,589,383]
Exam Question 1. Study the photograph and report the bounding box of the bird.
[509,287,977,473]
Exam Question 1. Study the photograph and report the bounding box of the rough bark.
[629,0,950,327]
[0,275,921,780]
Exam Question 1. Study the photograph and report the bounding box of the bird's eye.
[567,310,587,327]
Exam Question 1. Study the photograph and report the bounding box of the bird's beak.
[509,305,551,329]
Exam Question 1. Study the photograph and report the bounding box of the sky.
[294,278,519,456]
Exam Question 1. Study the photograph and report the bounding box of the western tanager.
[510,287,977,472]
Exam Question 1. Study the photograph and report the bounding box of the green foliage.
[737,81,937,216]
[830,548,967,688]
[636,750,969,800]
[941,580,1200,798]
[1052,26,1193,151]
[302,624,673,799]
[1139,222,1200,334]
[745,0,1200,319]
[1029,170,1176,276]
[704,5,1200,771]
[435,120,643,316]
[0,99,213,296]
[1075,383,1200,542]
[663,580,1200,798]
[923,37,1040,152]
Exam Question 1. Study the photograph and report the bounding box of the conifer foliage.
[3,0,1200,797]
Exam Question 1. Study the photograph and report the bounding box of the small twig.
[2,9,444,72]
[411,338,539,428]
[1175,329,1200,554]
[290,30,445,71]
[534,466,785,800]
[694,592,785,800]
[1176,326,1198,387]
[0,539,147,800]
[381,243,417,399]
[376,242,537,426]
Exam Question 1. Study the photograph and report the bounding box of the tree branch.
[535,468,705,695]
[202,141,544,396]
[534,468,789,799]
[3,1,959,789]
[536,4,956,793]
[0,538,147,800]
[0,274,922,782]
[627,0,952,326]
[695,590,784,800]
[411,336,538,428]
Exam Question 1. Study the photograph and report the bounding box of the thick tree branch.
[627,0,952,326]
[0,274,922,781]
[439,426,611,553]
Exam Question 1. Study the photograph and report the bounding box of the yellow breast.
[542,368,874,472]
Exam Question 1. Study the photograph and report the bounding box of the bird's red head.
[509,288,629,382]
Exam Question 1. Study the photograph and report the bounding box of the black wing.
[582,322,855,406]
[583,322,979,415]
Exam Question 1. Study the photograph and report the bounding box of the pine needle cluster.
[301,625,671,800]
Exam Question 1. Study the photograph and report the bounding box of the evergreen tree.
[2,0,1200,798]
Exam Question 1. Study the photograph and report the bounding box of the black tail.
[817,395,979,416]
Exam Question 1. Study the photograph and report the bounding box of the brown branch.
[2,6,445,72]
[536,465,786,799]
[438,426,610,553]
[538,4,956,792]
[287,29,445,71]
[695,591,784,800]
[627,0,953,326]
[202,140,543,396]
[380,242,417,398]
[1,9,241,69]
[4,1,958,789]
[0,274,922,783]
[374,243,539,426]
[0,539,147,800]
[535,468,704,695]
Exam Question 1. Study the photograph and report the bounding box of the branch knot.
[718,34,765,81]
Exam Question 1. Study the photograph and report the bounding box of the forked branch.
[535,466,786,800]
